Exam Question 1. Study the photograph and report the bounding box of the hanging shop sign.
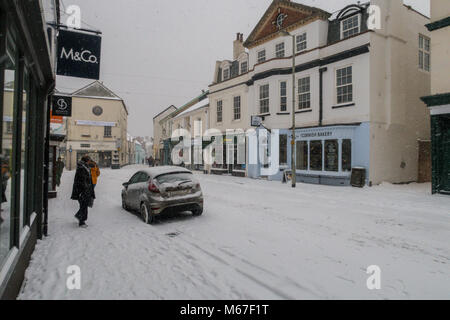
[57,29,102,80]
[251,116,262,127]
[52,95,72,117]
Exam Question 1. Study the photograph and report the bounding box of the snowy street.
[18,165,450,300]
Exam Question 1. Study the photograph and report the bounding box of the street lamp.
[280,30,296,188]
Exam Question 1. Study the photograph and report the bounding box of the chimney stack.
[233,32,245,60]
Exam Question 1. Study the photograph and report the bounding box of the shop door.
[441,118,450,193]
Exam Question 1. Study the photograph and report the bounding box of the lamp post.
[280,30,296,188]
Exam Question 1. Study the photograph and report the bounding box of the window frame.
[340,14,360,40]
[240,61,248,74]
[216,100,223,123]
[296,33,307,52]
[419,34,430,72]
[298,76,311,110]
[335,65,353,105]
[104,126,112,137]
[275,42,285,58]
[223,68,230,80]
[279,80,287,112]
[233,95,241,121]
[257,49,266,64]
[259,84,270,114]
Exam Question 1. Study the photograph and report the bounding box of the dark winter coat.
[71,161,95,203]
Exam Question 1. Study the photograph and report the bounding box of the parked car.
[121,166,203,224]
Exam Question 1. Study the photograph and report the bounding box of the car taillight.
[148,182,160,193]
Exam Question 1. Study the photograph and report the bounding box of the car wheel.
[192,208,203,216]
[140,202,155,224]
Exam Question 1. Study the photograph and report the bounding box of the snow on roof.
[141,166,192,177]
[175,98,209,119]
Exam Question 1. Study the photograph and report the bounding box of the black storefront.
[0,0,58,299]
[421,93,450,195]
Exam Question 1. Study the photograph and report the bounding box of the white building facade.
[239,0,430,186]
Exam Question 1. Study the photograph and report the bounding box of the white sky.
[56,0,430,137]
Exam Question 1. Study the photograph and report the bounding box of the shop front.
[422,94,450,195]
[0,0,57,299]
[257,123,370,186]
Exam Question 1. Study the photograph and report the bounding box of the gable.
[73,81,119,99]
[244,0,330,49]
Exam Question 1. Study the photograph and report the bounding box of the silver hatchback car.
[121,166,203,224]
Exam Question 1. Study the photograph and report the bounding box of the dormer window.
[223,68,230,80]
[240,61,248,74]
[341,15,360,39]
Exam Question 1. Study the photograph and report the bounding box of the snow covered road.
[18,165,450,299]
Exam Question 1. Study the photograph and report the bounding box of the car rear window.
[155,172,193,184]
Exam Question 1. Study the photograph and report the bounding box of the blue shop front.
[250,123,370,186]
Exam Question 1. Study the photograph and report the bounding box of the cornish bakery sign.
[57,30,102,80]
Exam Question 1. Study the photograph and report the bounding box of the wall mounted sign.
[57,29,102,80]
[50,111,63,124]
[52,95,72,117]
[76,120,116,127]
[251,116,262,127]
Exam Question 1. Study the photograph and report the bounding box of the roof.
[174,98,209,119]
[243,0,330,49]
[153,105,177,120]
[70,81,129,115]
[140,166,192,177]
[159,90,209,124]
[72,81,120,99]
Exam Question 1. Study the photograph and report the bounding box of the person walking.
[55,157,65,187]
[71,155,95,228]
[89,160,101,190]
[148,156,154,167]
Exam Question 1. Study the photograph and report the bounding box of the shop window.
[0,42,16,266]
[279,134,287,165]
[20,71,30,229]
[310,140,323,171]
[325,140,339,172]
[342,139,352,172]
[296,141,308,170]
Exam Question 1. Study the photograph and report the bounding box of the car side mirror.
[123,182,129,188]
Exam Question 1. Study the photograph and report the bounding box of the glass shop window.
[296,141,308,170]
[342,139,352,172]
[20,71,30,229]
[309,140,323,171]
[279,134,287,165]
[0,42,16,267]
[325,140,339,172]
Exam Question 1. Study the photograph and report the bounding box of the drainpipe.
[319,67,327,127]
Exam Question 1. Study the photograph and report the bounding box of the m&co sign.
[57,29,102,80]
